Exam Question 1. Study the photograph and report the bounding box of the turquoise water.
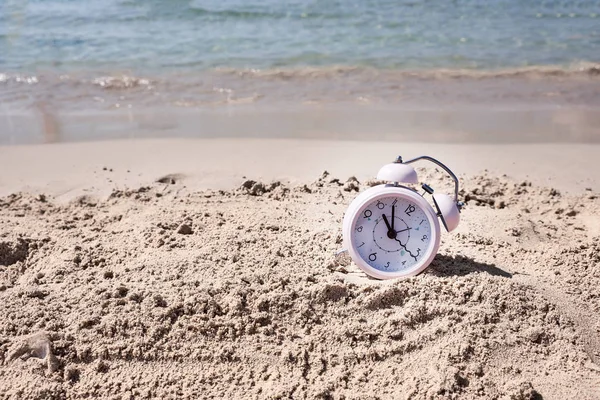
[1,0,599,72]
[1,0,600,144]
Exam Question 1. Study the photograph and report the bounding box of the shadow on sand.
[427,254,512,278]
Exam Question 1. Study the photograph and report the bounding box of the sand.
[1,139,599,199]
[0,139,599,399]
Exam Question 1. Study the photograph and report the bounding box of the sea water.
[0,0,599,143]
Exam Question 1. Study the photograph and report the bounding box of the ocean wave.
[188,6,286,19]
[187,2,345,20]
[91,76,152,90]
[215,62,600,80]
[1,63,599,94]
[0,74,39,85]
[215,66,363,79]
[0,73,153,90]
[1,63,600,113]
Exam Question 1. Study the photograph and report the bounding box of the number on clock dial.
[353,196,432,273]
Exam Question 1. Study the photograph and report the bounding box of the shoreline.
[3,106,600,146]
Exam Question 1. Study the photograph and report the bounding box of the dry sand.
[1,139,599,199]
[1,139,599,399]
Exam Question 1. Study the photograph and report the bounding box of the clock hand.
[382,214,392,231]
[395,227,411,234]
[394,236,418,262]
[382,214,396,239]
[391,203,395,231]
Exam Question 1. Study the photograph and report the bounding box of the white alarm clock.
[340,155,463,279]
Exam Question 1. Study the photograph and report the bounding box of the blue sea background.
[1,0,599,72]
[1,0,599,144]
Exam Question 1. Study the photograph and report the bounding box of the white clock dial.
[352,195,433,274]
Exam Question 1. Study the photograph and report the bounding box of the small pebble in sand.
[7,332,58,374]
[177,224,193,235]
[343,176,360,192]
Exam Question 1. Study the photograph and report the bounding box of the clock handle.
[401,155,462,207]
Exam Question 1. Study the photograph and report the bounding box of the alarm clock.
[340,155,463,279]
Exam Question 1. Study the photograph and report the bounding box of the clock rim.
[343,185,441,279]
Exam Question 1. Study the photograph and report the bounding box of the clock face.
[352,195,434,274]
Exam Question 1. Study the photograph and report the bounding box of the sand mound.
[0,173,599,399]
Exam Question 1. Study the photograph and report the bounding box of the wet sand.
[2,67,600,146]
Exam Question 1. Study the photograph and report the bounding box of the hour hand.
[382,214,392,231]
[382,214,396,239]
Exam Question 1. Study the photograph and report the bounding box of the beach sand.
[1,139,599,399]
